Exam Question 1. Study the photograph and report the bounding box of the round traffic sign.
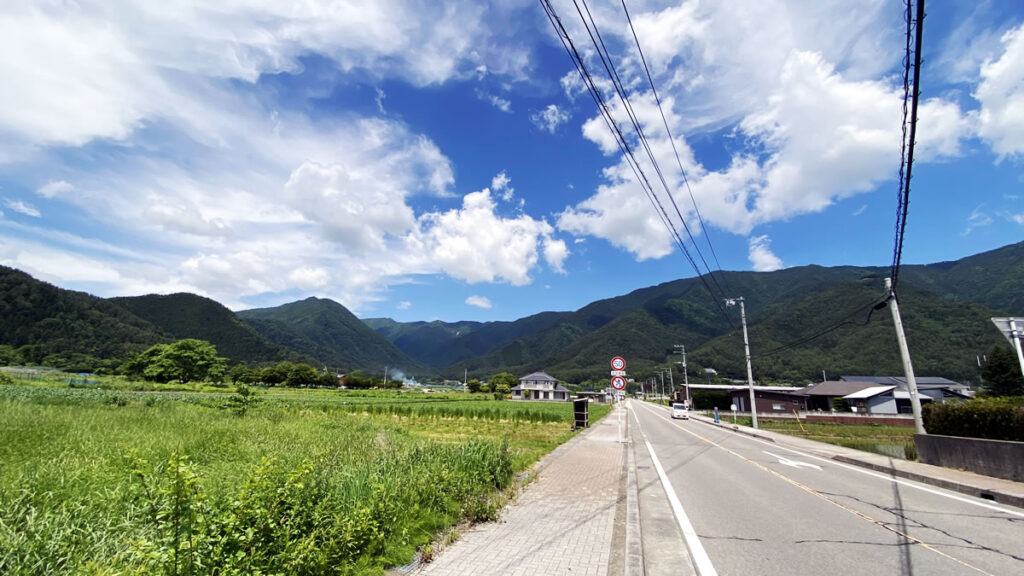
[611,356,625,371]
[611,376,626,390]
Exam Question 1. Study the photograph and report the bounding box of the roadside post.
[572,397,589,429]
[731,403,737,424]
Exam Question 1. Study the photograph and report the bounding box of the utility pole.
[886,278,926,434]
[668,365,675,403]
[725,297,758,429]
[658,371,665,403]
[674,344,689,407]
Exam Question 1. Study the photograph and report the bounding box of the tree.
[490,372,518,390]
[982,345,1024,397]
[129,339,227,383]
[466,379,482,393]
[229,364,256,386]
[285,364,319,388]
[493,382,511,400]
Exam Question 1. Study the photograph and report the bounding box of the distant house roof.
[511,383,571,392]
[519,371,558,383]
[840,376,965,389]
[842,386,896,400]
[796,381,877,397]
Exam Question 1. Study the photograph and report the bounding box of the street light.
[725,297,758,429]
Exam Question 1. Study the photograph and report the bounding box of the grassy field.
[0,381,610,575]
[722,415,917,460]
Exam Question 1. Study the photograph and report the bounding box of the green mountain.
[373,242,1024,385]
[0,266,166,370]
[109,293,302,365]
[238,298,424,375]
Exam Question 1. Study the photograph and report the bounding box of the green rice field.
[0,382,610,575]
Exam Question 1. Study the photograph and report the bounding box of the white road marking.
[635,401,1024,518]
[627,402,718,576]
[763,450,822,470]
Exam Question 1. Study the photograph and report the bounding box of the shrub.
[922,397,1024,441]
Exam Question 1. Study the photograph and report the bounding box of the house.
[798,376,972,415]
[511,371,571,402]
[727,386,807,413]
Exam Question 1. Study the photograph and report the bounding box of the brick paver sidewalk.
[414,407,625,576]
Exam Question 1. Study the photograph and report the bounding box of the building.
[511,371,571,402]
[727,386,808,413]
[798,376,972,415]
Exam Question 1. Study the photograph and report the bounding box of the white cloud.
[1010,213,1024,225]
[375,87,387,114]
[543,236,569,274]
[466,295,492,309]
[397,300,412,310]
[416,188,560,285]
[6,200,41,218]
[747,235,783,272]
[477,90,512,113]
[288,266,330,290]
[531,104,570,134]
[491,170,515,201]
[852,205,867,216]
[975,24,1024,159]
[0,1,534,154]
[36,180,74,198]
[962,206,994,236]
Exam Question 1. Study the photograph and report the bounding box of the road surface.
[627,400,1024,576]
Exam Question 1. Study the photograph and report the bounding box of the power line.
[619,0,731,296]
[752,298,888,359]
[891,0,925,291]
[539,0,734,326]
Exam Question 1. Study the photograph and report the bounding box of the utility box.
[573,398,589,429]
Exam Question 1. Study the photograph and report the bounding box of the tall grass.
[0,385,601,575]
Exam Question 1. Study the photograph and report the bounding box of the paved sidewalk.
[689,413,1024,509]
[413,407,626,576]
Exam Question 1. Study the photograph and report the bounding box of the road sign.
[611,376,626,390]
[611,356,626,371]
[610,370,626,377]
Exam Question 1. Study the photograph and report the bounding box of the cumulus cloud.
[466,295,492,309]
[36,180,74,198]
[416,188,562,285]
[747,235,783,271]
[6,200,41,218]
[531,104,570,134]
[491,171,515,201]
[975,24,1024,159]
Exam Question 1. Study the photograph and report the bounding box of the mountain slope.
[0,266,166,369]
[109,293,302,365]
[239,298,425,374]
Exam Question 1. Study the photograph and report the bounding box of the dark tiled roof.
[796,381,878,397]
[519,371,558,382]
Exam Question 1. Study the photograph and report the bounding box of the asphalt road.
[627,400,1024,576]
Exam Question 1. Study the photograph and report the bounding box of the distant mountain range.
[2,241,1021,384]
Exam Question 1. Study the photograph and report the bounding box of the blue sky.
[1,0,1022,323]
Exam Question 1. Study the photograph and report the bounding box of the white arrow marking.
[763,451,822,470]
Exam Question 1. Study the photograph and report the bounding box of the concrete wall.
[914,434,1024,482]
[805,414,916,427]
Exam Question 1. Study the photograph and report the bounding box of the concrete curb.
[624,435,644,576]
[689,411,1024,510]
[831,454,1024,510]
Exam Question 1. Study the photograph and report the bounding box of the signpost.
[610,356,627,392]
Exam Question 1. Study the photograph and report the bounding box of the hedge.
[922,397,1024,441]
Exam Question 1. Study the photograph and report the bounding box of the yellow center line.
[635,402,995,576]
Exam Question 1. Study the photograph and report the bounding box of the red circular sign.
[611,356,625,371]
[611,376,626,390]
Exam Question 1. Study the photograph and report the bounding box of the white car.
[671,403,690,419]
